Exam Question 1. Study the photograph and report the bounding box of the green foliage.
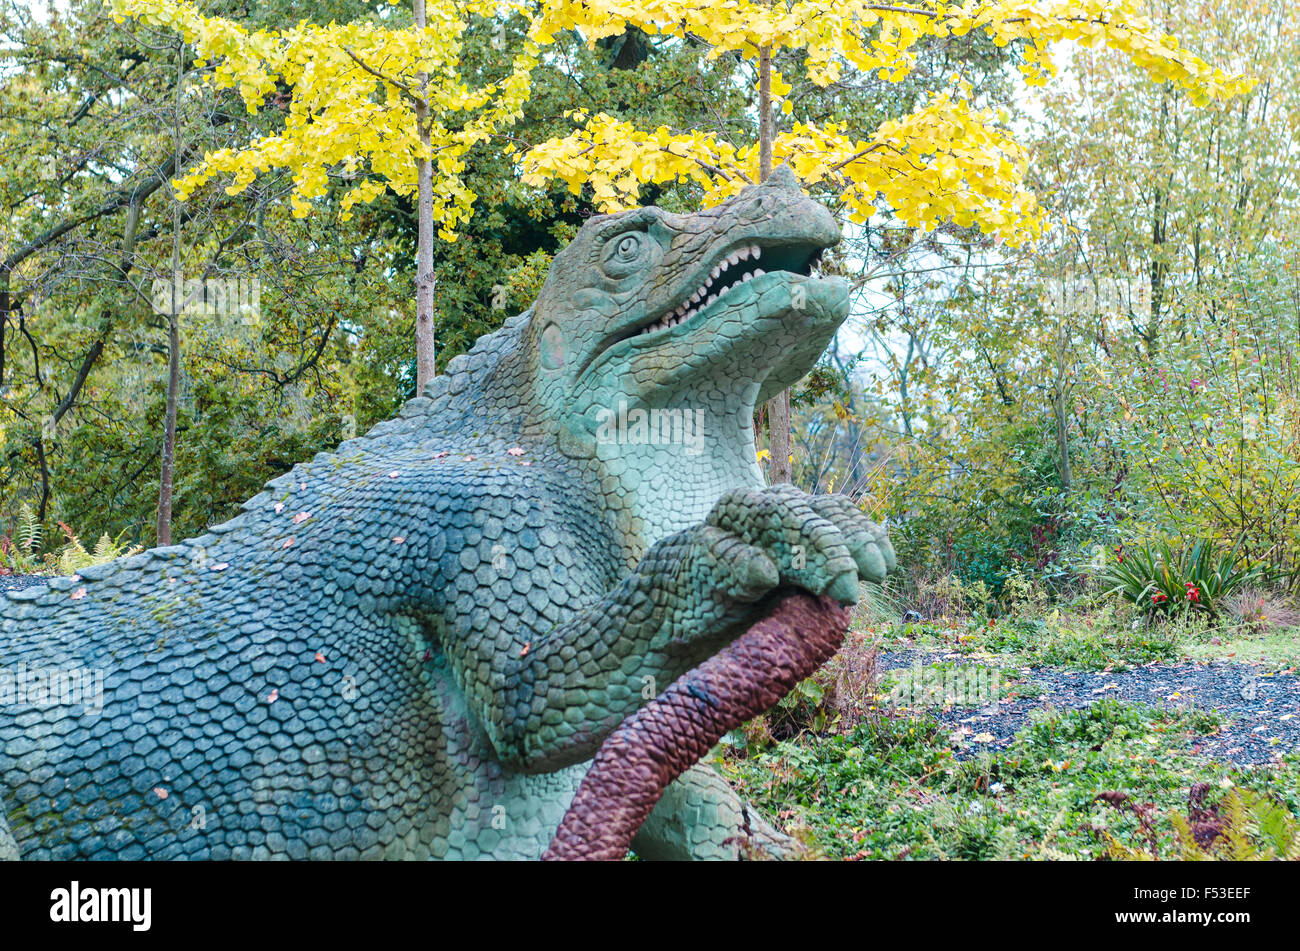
[0,504,44,574]
[724,697,1299,860]
[52,523,143,575]
[1098,537,1263,618]
[1101,787,1300,861]
[980,615,1179,670]
[0,508,142,576]
[15,503,40,555]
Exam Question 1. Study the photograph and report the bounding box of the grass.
[867,599,1300,672]
[720,700,1300,860]
[1184,631,1300,668]
[720,580,1300,860]
[874,613,1182,672]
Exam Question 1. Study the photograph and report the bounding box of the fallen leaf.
[392,536,405,544]
[267,689,279,703]
[388,471,400,479]
[210,563,229,572]
[293,511,311,524]
[153,787,168,800]
[507,447,525,456]
[274,502,285,514]
[283,537,294,549]
[973,732,995,743]
[314,651,326,663]
[519,641,531,658]
[70,588,86,600]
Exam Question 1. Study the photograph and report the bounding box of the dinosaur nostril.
[739,195,773,222]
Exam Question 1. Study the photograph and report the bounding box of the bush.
[0,508,140,576]
[1098,537,1262,618]
[1098,786,1300,861]
[1223,587,1300,635]
[0,504,44,575]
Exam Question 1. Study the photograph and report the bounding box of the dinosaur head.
[526,165,848,468]
[508,166,849,544]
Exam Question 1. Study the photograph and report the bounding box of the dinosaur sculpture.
[0,165,894,860]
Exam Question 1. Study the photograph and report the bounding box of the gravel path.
[0,573,49,596]
[880,649,1300,766]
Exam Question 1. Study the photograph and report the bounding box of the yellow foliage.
[523,0,1255,245]
[111,0,1258,250]
[110,0,537,237]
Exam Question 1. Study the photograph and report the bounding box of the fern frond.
[16,503,40,553]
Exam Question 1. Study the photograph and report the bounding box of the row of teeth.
[639,245,766,335]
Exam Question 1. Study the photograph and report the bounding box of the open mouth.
[636,241,826,338]
[575,239,831,381]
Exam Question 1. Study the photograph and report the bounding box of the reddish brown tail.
[543,592,849,861]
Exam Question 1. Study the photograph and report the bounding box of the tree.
[1,0,762,546]
[0,0,416,545]
[110,0,536,392]
[1023,0,1300,577]
[519,0,1255,482]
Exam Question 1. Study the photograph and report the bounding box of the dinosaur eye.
[600,230,655,278]
[615,235,641,260]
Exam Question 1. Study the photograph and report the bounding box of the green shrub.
[1099,786,1300,861]
[1098,537,1262,618]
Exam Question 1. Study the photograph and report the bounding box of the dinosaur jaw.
[630,240,826,339]
[596,266,851,410]
[579,239,835,380]
[562,268,849,543]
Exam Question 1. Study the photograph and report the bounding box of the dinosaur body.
[0,167,893,859]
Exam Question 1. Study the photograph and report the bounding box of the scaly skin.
[0,166,894,860]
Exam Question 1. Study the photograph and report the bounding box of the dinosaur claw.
[828,570,860,607]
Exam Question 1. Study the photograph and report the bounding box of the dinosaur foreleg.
[455,486,891,779]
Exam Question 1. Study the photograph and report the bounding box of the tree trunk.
[156,41,184,546]
[758,45,793,484]
[1052,322,1072,492]
[157,308,180,546]
[413,0,437,393]
[543,593,849,860]
[758,46,773,180]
